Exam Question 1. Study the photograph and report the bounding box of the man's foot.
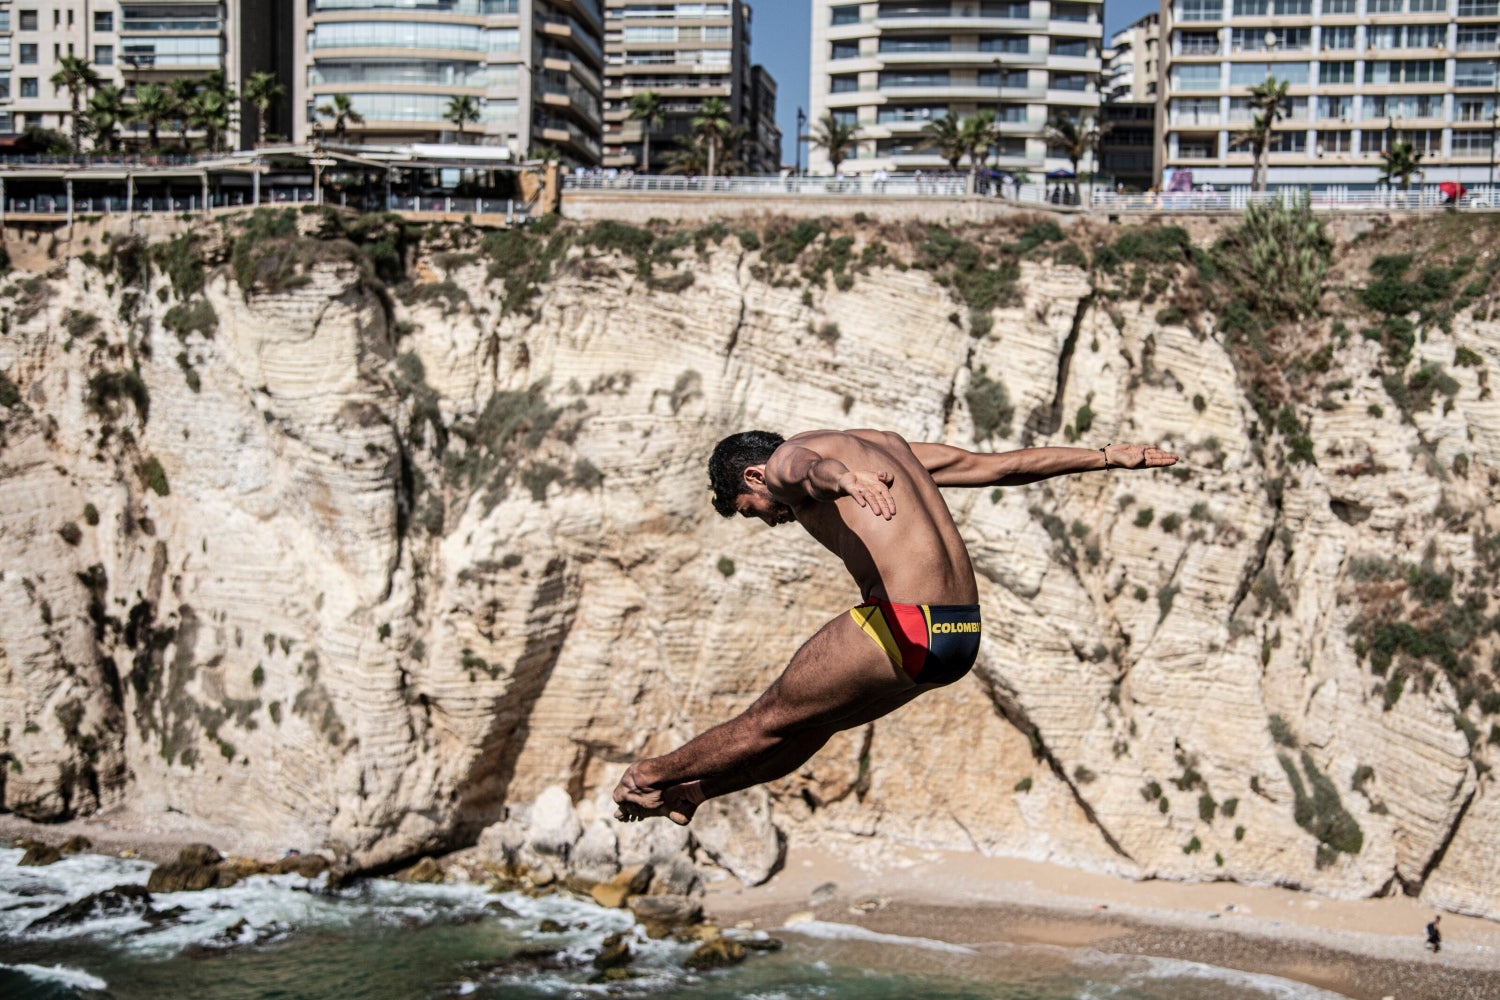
[612,768,704,826]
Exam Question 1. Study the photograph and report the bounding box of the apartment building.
[1100,11,1158,189]
[601,0,779,173]
[0,0,268,144]
[296,0,605,164]
[807,0,1104,175]
[1158,0,1500,189]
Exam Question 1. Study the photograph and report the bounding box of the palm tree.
[810,110,859,174]
[168,77,200,151]
[1235,76,1290,192]
[84,85,129,152]
[188,87,233,153]
[1041,113,1100,200]
[628,90,665,173]
[130,84,172,151]
[1379,139,1424,193]
[662,134,709,176]
[244,70,285,146]
[315,93,365,141]
[920,115,964,172]
[691,96,733,177]
[443,94,481,142]
[958,111,997,189]
[50,55,103,152]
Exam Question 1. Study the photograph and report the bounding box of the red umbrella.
[1439,181,1467,200]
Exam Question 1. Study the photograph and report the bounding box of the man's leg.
[613,610,914,822]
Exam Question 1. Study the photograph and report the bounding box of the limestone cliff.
[2,208,1498,916]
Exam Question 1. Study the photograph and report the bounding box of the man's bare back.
[612,428,1178,825]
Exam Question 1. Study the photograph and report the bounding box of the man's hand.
[838,470,896,519]
[1103,443,1179,470]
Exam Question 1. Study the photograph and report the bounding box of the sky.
[749,0,1160,167]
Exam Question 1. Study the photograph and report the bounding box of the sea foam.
[1,962,109,991]
[778,918,977,955]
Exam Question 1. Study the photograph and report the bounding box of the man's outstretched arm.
[764,442,897,519]
[910,441,1178,487]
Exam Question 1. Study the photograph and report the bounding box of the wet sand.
[704,839,1500,1000]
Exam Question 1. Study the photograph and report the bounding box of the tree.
[810,110,858,174]
[443,94,480,142]
[691,96,733,177]
[168,78,201,151]
[130,84,172,151]
[244,70,286,146]
[188,87,233,153]
[84,85,129,152]
[1234,76,1290,192]
[958,111,998,188]
[920,115,965,172]
[50,55,103,152]
[1041,113,1100,199]
[1379,139,1424,192]
[315,93,365,141]
[662,135,709,176]
[629,90,665,173]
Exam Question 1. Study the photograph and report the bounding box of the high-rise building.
[1100,10,1159,189]
[0,0,265,146]
[601,0,778,174]
[1158,0,1500,190]
[807,0,1104,176]
[295,0,606,164]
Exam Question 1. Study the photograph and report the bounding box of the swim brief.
[848,600,982,687]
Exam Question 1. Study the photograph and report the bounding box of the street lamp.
[796,107,806,175]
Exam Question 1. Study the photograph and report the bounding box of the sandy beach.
[8,811,1500,999]
[703,836,1500,1000]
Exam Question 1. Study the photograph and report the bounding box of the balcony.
[535,115,600,159]
[537,11,604,64]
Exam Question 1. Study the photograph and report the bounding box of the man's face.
[734,486,795,527]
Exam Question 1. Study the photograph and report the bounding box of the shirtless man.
[613,428,1179,824]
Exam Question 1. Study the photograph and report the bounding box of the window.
[982,35,1030,52]
[1408,0,1445,10]
[831,74,859,92]
[18,9,36,30]
[877,105,946,122]
[1232,27,1309,50]
[1365,59,1445,84]
[1457,97,1495,121]
[1230,62,1308,85]
[1051,39,1087,56]
[1172,96,1220,124]
[830,5,862,25]
[1452,130,1493,155]
[624,25,676,40]
[1457,0,1498,12]
[0,12,8,30]
[1052,3,1092,20]
[1178,138,1216,158]
[1318,130,1353,153]
[1367,0,1400,9]
[1173,63,1220,89]
[832,108,858,126]
[1177,0,1222,20]
[1051,72,1088,90]
[1456,60,1497,87]
[879,69,949,86]
[1178,32,1219,55]
[1233,0,1309,12]
[1266,130,1307,153]
[1457,26,1496,51]
[1367,94,1442,117]
[1322,0,1356,10]
[20,77,37,98]
[879,36,949,51]
[95,11,114,31]
[1322,26,1355,49]
[95,45,114,66]
[1317,95,1352,118]
[979,68,1030,87]
[312,22,488,51]
[0,74,8,100]
[831,40,860,59]
[1369,24,1446,48]
[1321,60,1356,83]
[19,44,37,64]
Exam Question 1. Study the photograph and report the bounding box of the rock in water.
[18,844,62,866]
[178,843,224,866]
[592,931,632,969]
[400,857,445,883]
[628,894,702,928]
[684,936,746,970]
[146,847,239,893]
[26,884,154,931]
[269,854,329,877]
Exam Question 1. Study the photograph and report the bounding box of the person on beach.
[1426,914,1442,952]
[613,428,1179,824]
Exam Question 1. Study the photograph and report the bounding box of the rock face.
[1,211,1499,916]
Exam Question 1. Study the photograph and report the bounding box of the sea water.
[0,847,1350,1000]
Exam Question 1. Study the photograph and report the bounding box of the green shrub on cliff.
[1279,751,1363,862]
[163,298,217,339]
[1212,194,1331,325]
[965,365,1013,443]
[86,369,150,424]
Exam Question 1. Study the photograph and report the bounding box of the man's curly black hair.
[708,430,784,517]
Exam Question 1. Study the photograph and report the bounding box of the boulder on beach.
[571,820,620,883]
[147,845,238,892]
[59,835,93,855]
[688,787,784,887]
[268,853,329,877]
[26,884,154,931]
[528,786,583,860]
[628,893,703,931]
[178,843,224,867]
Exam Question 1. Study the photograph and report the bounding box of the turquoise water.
[0,848,1347,1000]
